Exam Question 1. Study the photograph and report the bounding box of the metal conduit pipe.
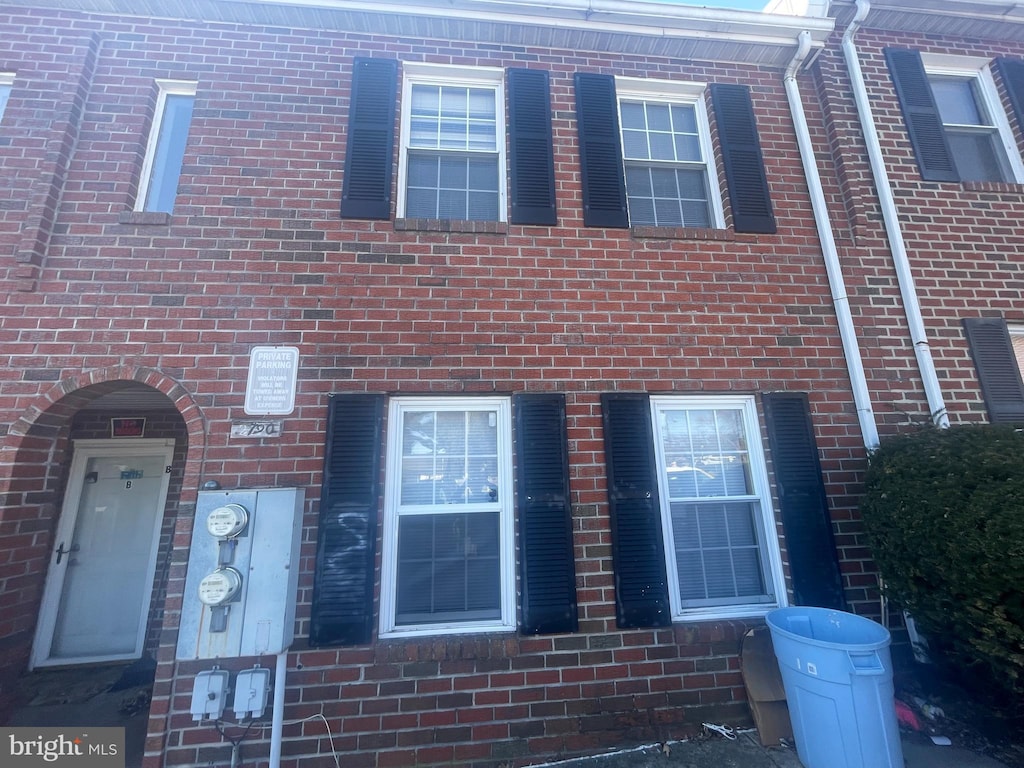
[841,0,950,428]
[784,30,880,449]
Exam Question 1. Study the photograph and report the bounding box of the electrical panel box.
[177,488,304,660]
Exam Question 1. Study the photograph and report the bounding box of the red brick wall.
[813,25,1024,430]
[0,5,874,766]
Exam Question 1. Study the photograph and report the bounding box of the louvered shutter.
[309,394,385,646]
[762,393,846,610]
[963,318,1024,424]
[508,69,557,226]
[514,393,577,634]
[574,73,629,229]
[997,58,1024,130]
[884,48,959,183]
[341,58,398,219]
[710,83,777,234]
[601,393,671,628]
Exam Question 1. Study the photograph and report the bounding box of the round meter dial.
[206,503,249,538]
[198,567,243,606]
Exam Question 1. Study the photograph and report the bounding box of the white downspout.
[841,0,950,428]
[784,30,880,449]
[269,651,287,768]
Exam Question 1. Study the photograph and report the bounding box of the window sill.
[119,210,172,226]
[395,218,508,234]
[631,225,735,241]
[962,180,1024,194]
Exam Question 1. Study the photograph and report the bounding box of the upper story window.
[617,78,724,229]
[924,55,1024,183]
[650,395,783,619]
[398,63,506,222]
[1011,325,1024,375]
[379,397,515,637]
[136,80,197,213]
[0,73,14,123]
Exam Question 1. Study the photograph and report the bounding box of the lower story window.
[650,395,784,619]
[380,397,515,636]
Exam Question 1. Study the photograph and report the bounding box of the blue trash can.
[765,607,903,768]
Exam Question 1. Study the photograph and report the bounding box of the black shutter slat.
[508,68,557,226]
[310,393,385,646]
[710,83,777,235]
[514,393,577,634]
[762,393,846,611]
[574,73,629,228]
[997,58,1024,131]
[601,393,671,628]
[341,58,398,219]
[884,48,959,183]
[963,318,1024,424]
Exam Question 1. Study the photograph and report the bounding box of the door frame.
[30,438,176,669]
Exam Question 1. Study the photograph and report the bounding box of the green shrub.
[861,424,1024,703]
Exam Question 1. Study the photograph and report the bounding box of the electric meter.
[206,504,249,538]
[198,567,243,606]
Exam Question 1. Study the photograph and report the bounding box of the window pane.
[671,501,767,606]
[674,134,702,162]
[407,154,438,187]
[622,129,650,160]
[406,188,438,219]
[931,77,984,125]
[947,130,1009,182]
[671,104,698,134]
[395,512,502,625]
[649,132,675,161]
[654,199,683,227]
[144,92,195,213]
[0,84,11,123]
[620,101,646,130]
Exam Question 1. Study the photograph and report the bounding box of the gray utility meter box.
[177,488,304,660]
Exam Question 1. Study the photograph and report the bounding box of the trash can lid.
[765,606,890,650]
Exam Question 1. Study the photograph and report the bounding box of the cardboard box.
[741,626,794,746]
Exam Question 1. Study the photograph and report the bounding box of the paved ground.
[533,728,1013,768]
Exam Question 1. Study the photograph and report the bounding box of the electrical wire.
[251,712,340,768]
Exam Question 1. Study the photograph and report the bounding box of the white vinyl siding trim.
[1010,325,1024,375]
[397,62,507,222]
[615,76,724,229]
[379,397,515,637]
[650,395,785,622]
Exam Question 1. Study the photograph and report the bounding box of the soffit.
[830,0,1024,42]
[8,0,834,68]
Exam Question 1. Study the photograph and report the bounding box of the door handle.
[55,542,79,564]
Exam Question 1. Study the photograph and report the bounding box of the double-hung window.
[616,78,724,229]
[0,73,13,123]
[923,55,1024,183]
[398,63,506,222]
[136,79,197,213]
[380,397,515,636]
[650,395,783,619]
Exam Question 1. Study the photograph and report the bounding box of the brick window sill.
[394,218,508,234]
[631,225,736,241]
[962,180,1024,194]
[119,211,172,226]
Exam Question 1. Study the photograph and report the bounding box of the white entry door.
[31,439,175,668]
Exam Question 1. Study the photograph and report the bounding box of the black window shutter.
[997,58,1024,131]
[341,58,398,219]
[963,318,1024,424]
[601,393,671,628]
[309,393,385,646]
[884,48,959,183]
[710,83,777,234]
[761,393,846,610]
[508,69,557,226]
[574,73,629,229]
[514,393,577,634]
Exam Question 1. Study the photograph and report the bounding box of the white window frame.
[134,79,197,212]
[649,395,786,622]
[615,76,725,229]
[379,396,515,638]
[921,53,1024,183]
[0,72,14,123]
[396,62,507,222]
